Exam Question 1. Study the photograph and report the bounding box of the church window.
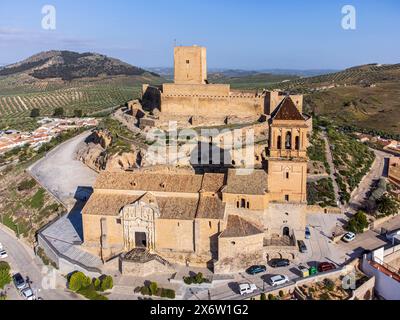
[286,172,289,179]
[209,221,212,228]
[236,201,240,208]
[247,202,250,209]
[116,219,121,224]
[295,136,300,150]
[285,195,290,202]
[285,132,292,149]
[186,60,190,64]
[241,199,246,208]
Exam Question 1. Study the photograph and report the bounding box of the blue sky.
[0,0,399,69]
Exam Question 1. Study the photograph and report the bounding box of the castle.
[81,46,312,273]
[139,46,305,128]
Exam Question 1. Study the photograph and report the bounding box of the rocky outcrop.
[76,142,107,172]
[105,152,140,172]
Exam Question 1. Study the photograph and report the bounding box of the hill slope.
[0,51,163,126]
[268,63,400,135]
[0,50,159,81]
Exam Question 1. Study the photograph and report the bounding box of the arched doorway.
[135,232,147,248]
[285,132,292,149]
[283,227,290,237]
[277,136,282,149]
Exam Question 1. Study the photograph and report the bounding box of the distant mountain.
[147,67,338,80]
[0,50,160,81]
[270,63,400,91]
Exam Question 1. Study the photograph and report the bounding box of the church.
[81,46,312,273]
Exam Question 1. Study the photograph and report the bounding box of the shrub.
[320,292,331,300]
[100,275,113,291]
[93,278,101,291]
[17,179,36,191]
[163,289,175,299]
[183,276,193,285]
[69,272,91,292]
[78,286,108,300]
[279,290,285,298]
[268,294,275,300]
[30,108,40,118]
[0,262,11,289]
[260,293,266,300]
[141,286,150,296]
[53,107,64,117]
[376,195,400,217]
[194,272,204,284]
[324,279,335,291]
[73,109,83,117]
[149,282,158,296]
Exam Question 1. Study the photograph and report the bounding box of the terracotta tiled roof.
[224,169,267,195]
[272,97,305,121]
[220,215,263,238]
[201,173,226,193]
[157,196,198,220]
[81,193,141,216]
[196,194,226,220]
[94,171,204,193]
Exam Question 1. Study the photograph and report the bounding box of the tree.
[0,262,11,289]
[149,282,158,296]
[68,272,91,292]
[53,107,64,117]
[194,272,204,284]
[100,275,113,291]
[376,195,400,217]
[347,211,369,234]
[30,108,40,118]
[73,109,83,117]
[260,293,266,300]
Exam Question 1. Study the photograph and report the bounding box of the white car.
[0,242,3,250]
[21,287,35,300]
[342,232,356,243]
[239,283,257,295]
[0,250,8,259]
[270,275,290,287]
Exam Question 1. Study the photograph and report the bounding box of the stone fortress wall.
[140,46,304,127]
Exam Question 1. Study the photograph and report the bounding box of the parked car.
[246,265,267,275]
[0,242,3,250]
[298,265,309,278]
[13,273,26,290]
[386,229,400,243]
[305,226,311,239]
[269,275,290,287]
[342,232,356,243]
[318,262,336,273]
[298,240,308,253]
[21,287,35,300]
[269,258,290,268]
[238,283,257,295]
[0,250,8,259]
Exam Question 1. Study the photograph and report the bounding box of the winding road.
[0,225,81,300]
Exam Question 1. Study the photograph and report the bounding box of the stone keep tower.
[267,97,309,203]
[174,46,207,84]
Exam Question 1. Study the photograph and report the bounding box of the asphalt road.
[0,225,81,300]
[348,149,393,212]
